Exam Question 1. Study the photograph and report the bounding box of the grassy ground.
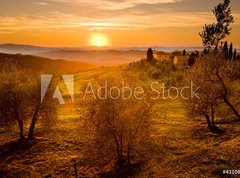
[1,67,240,177]
[147,98,240,177]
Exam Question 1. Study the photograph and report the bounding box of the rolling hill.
[0,53,96,73]
[37,50,146,65]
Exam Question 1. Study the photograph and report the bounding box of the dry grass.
[1,67,240,177]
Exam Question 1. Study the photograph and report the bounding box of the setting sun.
[89,34,110,47]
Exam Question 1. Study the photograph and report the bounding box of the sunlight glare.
[89,34,110,47]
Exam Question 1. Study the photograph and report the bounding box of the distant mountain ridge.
[120,46,204,52]
[0,44,85,55]
[1,44,240,53]
[1,44,239,66]
[0,44,59,55]
[0,53,96,73]
[0,44,206,54]
[37,49,146,65]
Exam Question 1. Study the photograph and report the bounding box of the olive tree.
[186,52,240,132]
[0,62,57,141]
[0,63,30,140]
[81,70,154,168]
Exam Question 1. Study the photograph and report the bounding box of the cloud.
[0,11,240,33]
[43,0,182,10]
[36,2,49,6]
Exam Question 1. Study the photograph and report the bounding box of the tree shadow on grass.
[0,138,38,163]
[215,116,240,125]
[190,126,225,140]
[190,116,240,142]
[99,161,146,178]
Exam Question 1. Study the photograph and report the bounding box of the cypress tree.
[223,41,229,60]
[233,49,237,61]
[229,43,233,60]
[195,51,200,58]
[202,48,209,55]
[188,52,196,66]
[147,48,153,62]
[237,55,240,61]
[183,49,186,56]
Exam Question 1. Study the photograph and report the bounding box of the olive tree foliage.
[199,0,234,50]
[186,53,240,132]
[0,62,31,140]
[81,70,154,168]
[0,61,57,141]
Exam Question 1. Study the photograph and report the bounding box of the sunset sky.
[0,0,240,47]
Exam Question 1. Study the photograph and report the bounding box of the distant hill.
[0,44,146,66]
[0,44,86,55]
[37,50,146,65]
[0,53,96,73]
[121,46,205,52]
[0,44,60,55]
[1,44,239,66]
[0,44,146,65]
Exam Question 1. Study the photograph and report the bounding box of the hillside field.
[1,66,240,177]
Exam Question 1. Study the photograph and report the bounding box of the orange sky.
[0,0,240,47]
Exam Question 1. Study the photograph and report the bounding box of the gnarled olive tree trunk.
[28,107,40,140]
